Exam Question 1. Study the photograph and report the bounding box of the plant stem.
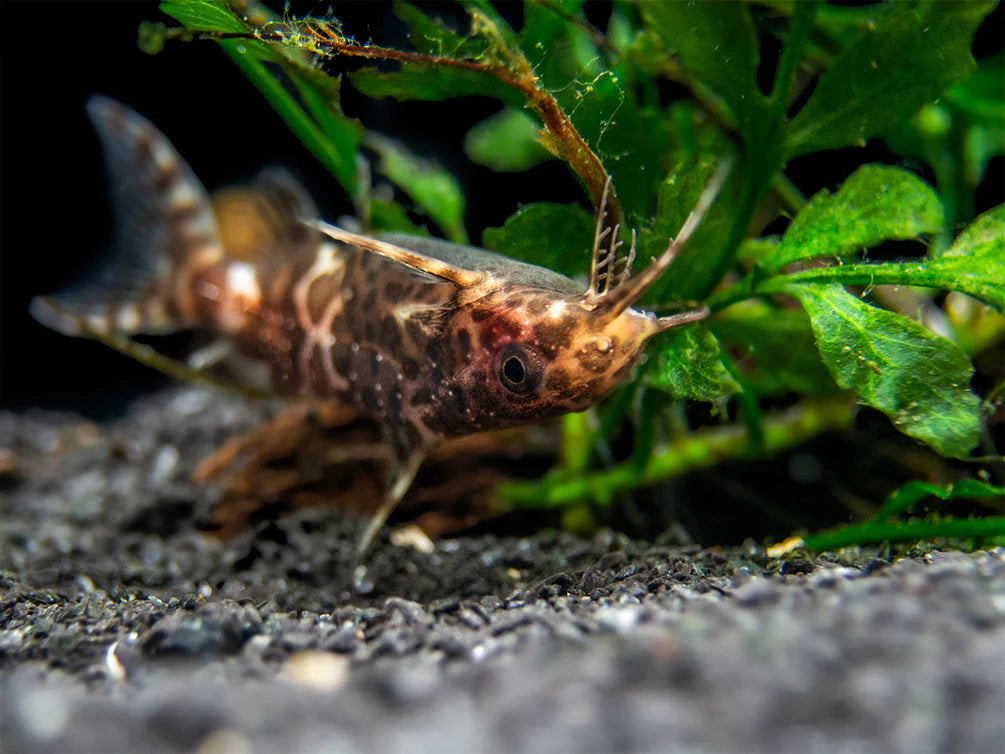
[769,2,817,126]
[496,396,855,510]
[802,516,1005,550]
[707,255,996,313]
[771,173,808,215]
[696,5,816,300]
[304,9,620,224]
[777,263,969,291]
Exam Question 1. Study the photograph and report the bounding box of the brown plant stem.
[303,14,619,224]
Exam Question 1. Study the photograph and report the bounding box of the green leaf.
[159,0,247,33]
[647,324,741,402]
[481,203,594,278]
[158,1,361,194]
[458,0,523,55]
[644,157,731,304]
[561,72,671,224]
[928,205,1005,309]
[138,21,168,55]
[736,238,782,266]
[220,42,360,194]
[464,108,552,172]
[286,68,362,193]
[787,2,991,157]
[395,0,489,59]
[790,282,980,458]
[943,204,1005,261]
[877,479,1005,520]
[349,1,521,103]
[769,166,943,271]
[159,0,279,63]
[640,1,768,146]
[946,51,1005,130]
[520,0,601,90]
[710,306,838,396]
[812,4,887,48]
[885,52,1005,246]
[349,63,521,104]
[365,133,467,244]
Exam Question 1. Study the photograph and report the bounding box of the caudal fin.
[31,96,223,336]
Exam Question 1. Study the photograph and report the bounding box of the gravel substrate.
[2,387,1003,753]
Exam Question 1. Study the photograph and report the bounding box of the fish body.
[33,97,722,553]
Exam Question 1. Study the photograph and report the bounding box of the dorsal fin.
[310,221,483,288]
[31,96,222,336]
[212,167,321,263]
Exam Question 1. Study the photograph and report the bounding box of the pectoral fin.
[356,447,427,558]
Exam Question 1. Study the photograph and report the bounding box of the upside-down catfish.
[32,97,727,554]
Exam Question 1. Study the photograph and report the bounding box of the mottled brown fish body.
[32,97,723,554]
[432,286,655,436]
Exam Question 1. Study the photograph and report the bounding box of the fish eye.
[496,343,543,395]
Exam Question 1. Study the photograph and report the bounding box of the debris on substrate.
[1,387,1003,753]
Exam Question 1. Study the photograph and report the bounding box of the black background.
[2,1,1001,416]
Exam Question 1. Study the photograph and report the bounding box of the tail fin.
[31,96,222,336]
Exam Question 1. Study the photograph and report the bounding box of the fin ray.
[310,221,483,288]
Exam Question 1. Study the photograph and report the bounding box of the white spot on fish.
[168,180,198,210]
[226,262,261,304]
[548,300,567,319]
[150,137,178,174]
[216,261,263,332]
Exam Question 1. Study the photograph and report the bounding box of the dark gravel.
[2,387,1003,753]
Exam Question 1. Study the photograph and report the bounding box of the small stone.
[389,525,435,554]
[283,650,350,692]
[196,729,252,754]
